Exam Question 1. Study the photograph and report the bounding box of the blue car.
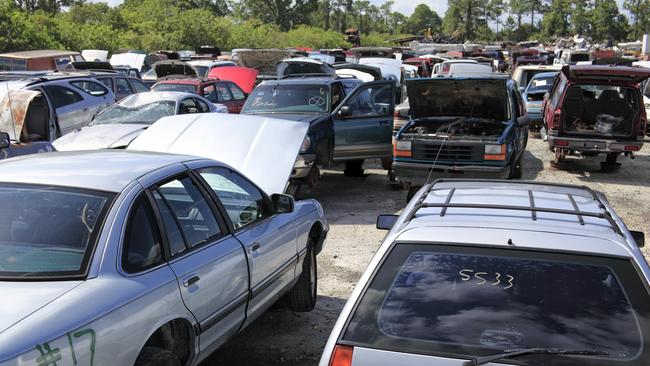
[522,71,558,133]
[393,75,530,193]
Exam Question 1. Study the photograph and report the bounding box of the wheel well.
[308,222,323,250]
[141,319,194,364]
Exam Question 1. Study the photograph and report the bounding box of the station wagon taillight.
[638,110,647,138]
[551,109,561,131]
[329,345,354,366]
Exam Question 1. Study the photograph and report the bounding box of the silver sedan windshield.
[93,101,176,125]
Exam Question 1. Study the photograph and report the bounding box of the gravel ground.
[203,133,650,365]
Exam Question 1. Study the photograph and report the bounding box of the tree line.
[1,0,649,53]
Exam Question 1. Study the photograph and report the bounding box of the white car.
[53,91,227,151]
[321,179,649,366]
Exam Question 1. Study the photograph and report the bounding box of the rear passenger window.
[122,194,163,273]
[156,176,222,247]
[130,79,149,93]
[98,78,114,92]
[70,81,108,97]
[550,77,567,108]
[203,84,219,103]
[179,98,199,114]
[152,190,187,256]
[115,78,133,95]
[195,98,210,113]
[229,82,246,100]
[217,84,232,101]
[43,85,83,108]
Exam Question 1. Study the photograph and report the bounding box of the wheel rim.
[309,251,316,300]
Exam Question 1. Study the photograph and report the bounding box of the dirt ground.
[204,133,650,365]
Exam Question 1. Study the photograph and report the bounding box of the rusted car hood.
[52,123,149,151]
[0,89,41,143]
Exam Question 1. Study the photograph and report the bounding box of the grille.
[412,141,483,161]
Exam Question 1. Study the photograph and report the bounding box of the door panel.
[333,81,395,161]
[41,85,87,135]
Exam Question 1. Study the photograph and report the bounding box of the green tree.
[571,0,591,35]
[624,0,650,39]
[590,0,628,42]
[541,0,571,38]
[443,0,489,40]
[236,0,318,31]
[403,4,442,35]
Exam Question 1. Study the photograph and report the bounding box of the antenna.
[4,82,18,144]
[424,122,452,186]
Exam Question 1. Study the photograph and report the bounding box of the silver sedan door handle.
[183,275,200,287]
[248,243,261,254]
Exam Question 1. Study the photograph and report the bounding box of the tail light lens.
[638,109,647,137]
[329,345,354,366]
[551,109,561,131]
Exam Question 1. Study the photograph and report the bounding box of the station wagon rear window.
[341,244,650,365]
[0,184,113,280]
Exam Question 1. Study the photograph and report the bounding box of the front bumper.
[393,160,510,184]
[291,153,316,179]
[548,135,643,153]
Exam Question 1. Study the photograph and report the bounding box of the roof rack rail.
[404,179,622,235]
[279,73,336,79]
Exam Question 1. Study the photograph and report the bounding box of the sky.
[92,0,627,18]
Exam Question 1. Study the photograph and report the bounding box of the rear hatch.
[563,65,650,84]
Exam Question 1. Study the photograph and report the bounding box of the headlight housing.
[484,144,504,155]
[300,136,311,153]
[395,140,412,151]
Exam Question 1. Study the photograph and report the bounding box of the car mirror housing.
[0,132,10,149]
[517,115,530,127]
[338,105,352,118]
[272,193,295,214]
[631,230,645,248]
[376,214,398,230]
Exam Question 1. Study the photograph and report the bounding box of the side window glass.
[198,167,270,229]
[343,84,392,118]
[130,79,149,93]
[203,84,219,103]
[217,84,233,101]
[229,82,246,100]
[43,85,83,108]
[115,78,133,95]
[550,78,567,108]
[152,190,187,257]
[70,80,108,97]
[331,83,344,110]
[179,98,199,114]
[156,176,222,247]
[98,78,114,92]
[122,194,163,273]
[195,98,210,113]
[54,56,72,69]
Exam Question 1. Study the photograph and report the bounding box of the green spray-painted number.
[35,343,61,366]
[35,328,95,366]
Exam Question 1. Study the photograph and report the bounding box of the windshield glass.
[526,75,556,93]
[242,83,330,113]
[342,244,650,365]
[93,101,176,125]
[152,83,197,94]
[643,80,650,98]
[0,185,113,280]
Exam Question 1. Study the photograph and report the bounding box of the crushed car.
[0,114,328,366]
[53,91,226,151]
[393,75,530,197]
[541,65,649,169]
[0,89,55,159]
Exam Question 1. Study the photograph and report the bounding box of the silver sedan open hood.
[128,113,308,195]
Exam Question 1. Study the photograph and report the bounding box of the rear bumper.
[548,135,644,153]
[393,160,509,184]
[527,108,543,128]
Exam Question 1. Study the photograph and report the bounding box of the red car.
[152,77,247,113]
[542,65,650,169]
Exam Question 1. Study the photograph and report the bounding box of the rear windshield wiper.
[463,348,609,366]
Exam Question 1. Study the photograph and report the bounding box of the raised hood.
[237,49,290,75]
[208,66,259,94]
[52,123,148,151]
[562,65,650,84]
[406,78,508,121]
[0,281,81,334]
[128,113,309,195]
[153,60,197,78]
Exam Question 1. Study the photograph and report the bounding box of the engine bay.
[402,118,506,141]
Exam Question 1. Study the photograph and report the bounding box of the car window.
[152,83,197,94]
[217,83,232,101]
[115,78,134,95]
[228,82,246,100]
[202,84,220,103]
[54,56,72,69]
[97,77,114,92]
[342,244,650,364]
[198,167,270,229]
[343,84,392,118]
[195,98,210,113]
[156,176,222,247]
[550,77,567,108]
[129,79,149,93]
[152,190,187,257]
[42,85,83,108]
[179,98,199,114]
[122,194,163,273]
[242,84,330,113]
[0,184,113,279]
[70,80,108,97]
[331,82,344,110]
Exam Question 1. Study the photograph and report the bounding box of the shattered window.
[93,101,175,125]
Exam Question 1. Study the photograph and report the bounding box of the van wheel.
[134,347,181,366]
[344,160,364,176]
[509,154,523,179]
[287,240,317,312]
[381,157,393,171]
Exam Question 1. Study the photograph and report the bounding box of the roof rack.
[404,179,622,235]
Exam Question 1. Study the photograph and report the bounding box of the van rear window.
[0,57,27,71]
[341,244,650,365]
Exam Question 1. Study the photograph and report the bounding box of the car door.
[194,166,297,326]
[68,80,113,121]
[331,80,395,161]
[128,78,150,94]
[226,81,247,113]
[215,82,238,113]
[40,84,89,135]
[147,173,249,356]
[178,97,200,114]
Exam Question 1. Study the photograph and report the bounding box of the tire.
[134,347,181,366]
[381,157,393,171]
[343,160,364,176]
[509,154,523,179]
[287,240,317,312]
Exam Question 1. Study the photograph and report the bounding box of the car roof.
[120,91,195,105]
[0,150,200,193]
[394,179,637,258]
[0,50,80,58]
